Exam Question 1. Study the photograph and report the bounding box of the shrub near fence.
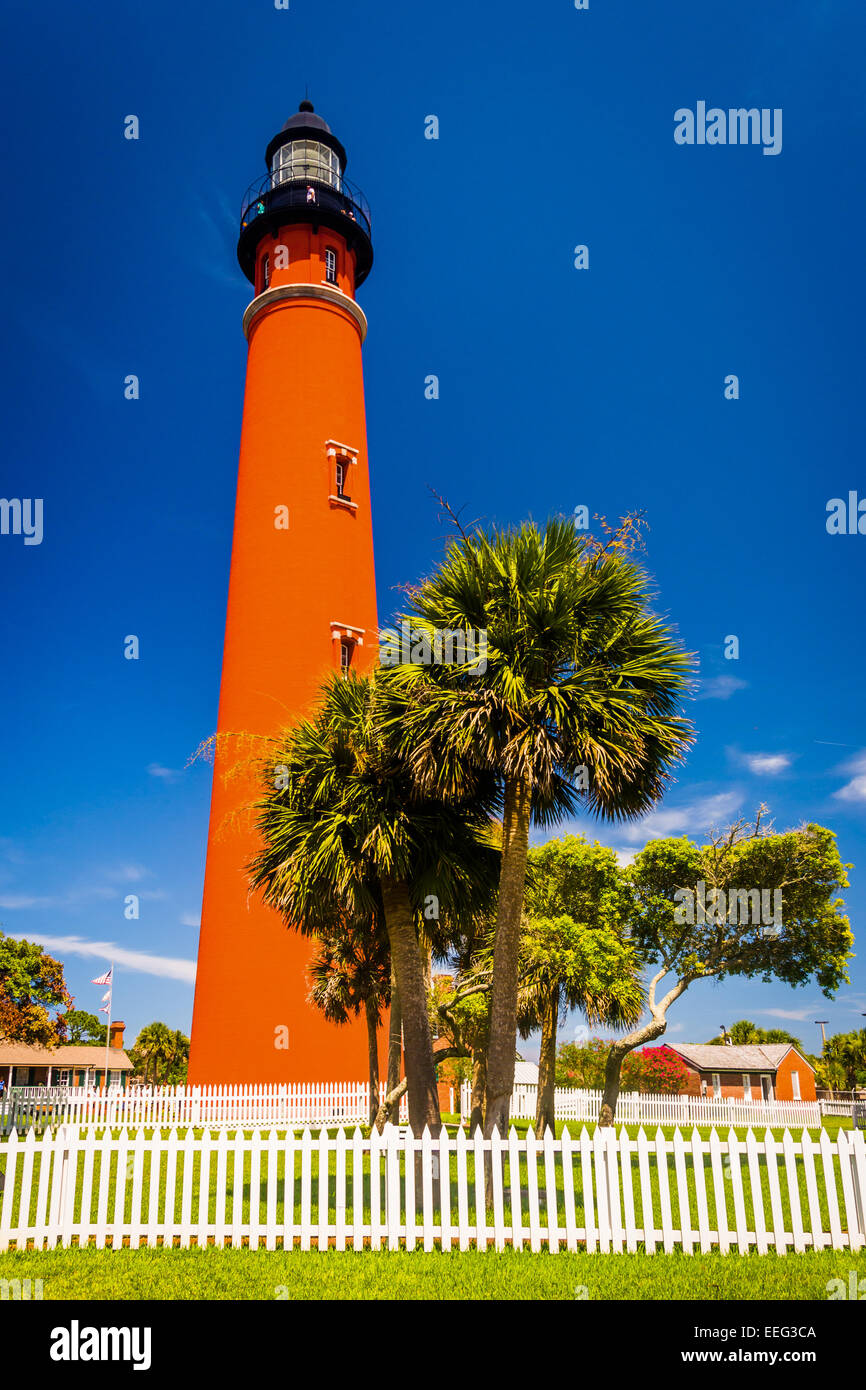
[1,1123,865,1255]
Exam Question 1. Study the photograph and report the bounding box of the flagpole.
[103,964,114,1090]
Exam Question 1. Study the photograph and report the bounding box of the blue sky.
[1,1,864,1061]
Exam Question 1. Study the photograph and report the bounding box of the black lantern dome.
[238,101,373,287]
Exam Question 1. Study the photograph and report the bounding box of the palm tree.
[387,517,694,1135]
[516,914,644,1134]
[133,1022,173,1086]
[309,919,391,1125]
[249,672,500,1136]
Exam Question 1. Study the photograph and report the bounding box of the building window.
[742,1073,752,1101]
[791,1069,801,1100]
[109,1069,122,1089]
[760,1074,773,1101]
[339,638,354,676]
[262,253,270,292]
[58,1069,70,1087]
[327,443,358,509]
[711,1072,721,1097]
[325,247,338,284]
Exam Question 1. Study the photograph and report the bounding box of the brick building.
[667,1042,816,1102]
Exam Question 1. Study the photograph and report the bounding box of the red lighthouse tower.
[188,104,379,1084]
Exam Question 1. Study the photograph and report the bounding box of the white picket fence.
[1,1083,408,1135]
[459,1082,831,1129]
[1,1122,864,1255]
[1,1081,847,1139]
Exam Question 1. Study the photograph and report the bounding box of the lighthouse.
[188,103,380,1084]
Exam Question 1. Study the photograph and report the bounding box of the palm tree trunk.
[386,962,402,1121]
[469,1053,486,1133]
[484,773,532,1137]
[535,988,559,1136]
[364,996,381,1126]
[380,876,442,1136]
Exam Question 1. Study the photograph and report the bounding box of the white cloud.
[148,764,181,782]
[758,1007,815,1023]
[742,753,792,776]
[695,675,748,701]
[0,894,59,909]
[6,933,196,984]
[180,913,201,928]
[833,750,866,802]
[103,864,150,883]
[634,791,743,839]
[614,848,641,868]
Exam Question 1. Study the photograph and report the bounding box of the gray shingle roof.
[668,1043,804,1072]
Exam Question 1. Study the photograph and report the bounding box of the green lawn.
[1,1244,865,1300]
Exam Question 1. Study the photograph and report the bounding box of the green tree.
[553,1038,648,1090]
[62,1009,107,1045]
[309,919,391,1125]
[517,836,644,1133]
[705,1019,805,1053]
[388,516,693,1136]
[132,1022,175,1085]
[0,932,72,1047]
[818,1030,866,1091]
[599,812,853,1123]
[161,1029,190,1086]
[249,672,500,1136]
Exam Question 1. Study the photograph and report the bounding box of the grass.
[1,1245,865,1300]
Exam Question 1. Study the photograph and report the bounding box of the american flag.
[91,968,112,986]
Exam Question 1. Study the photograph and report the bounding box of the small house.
[0,1021,133,1092]
[667,1042,816,1102]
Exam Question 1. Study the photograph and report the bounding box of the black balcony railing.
[240,169,372,240]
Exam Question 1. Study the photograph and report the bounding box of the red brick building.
[667,1043,816,1103]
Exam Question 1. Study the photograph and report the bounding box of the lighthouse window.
[325,247,338,284]
[261,254,270,292]
[339,638,354,676]
[335,458,348,498]
[272,140,340,190]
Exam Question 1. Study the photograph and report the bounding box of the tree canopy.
[62,1009,107,1046]
[597,812,853,1122]
[0,932,72,1047]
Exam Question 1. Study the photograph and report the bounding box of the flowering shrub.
[555,1039,689,1093]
